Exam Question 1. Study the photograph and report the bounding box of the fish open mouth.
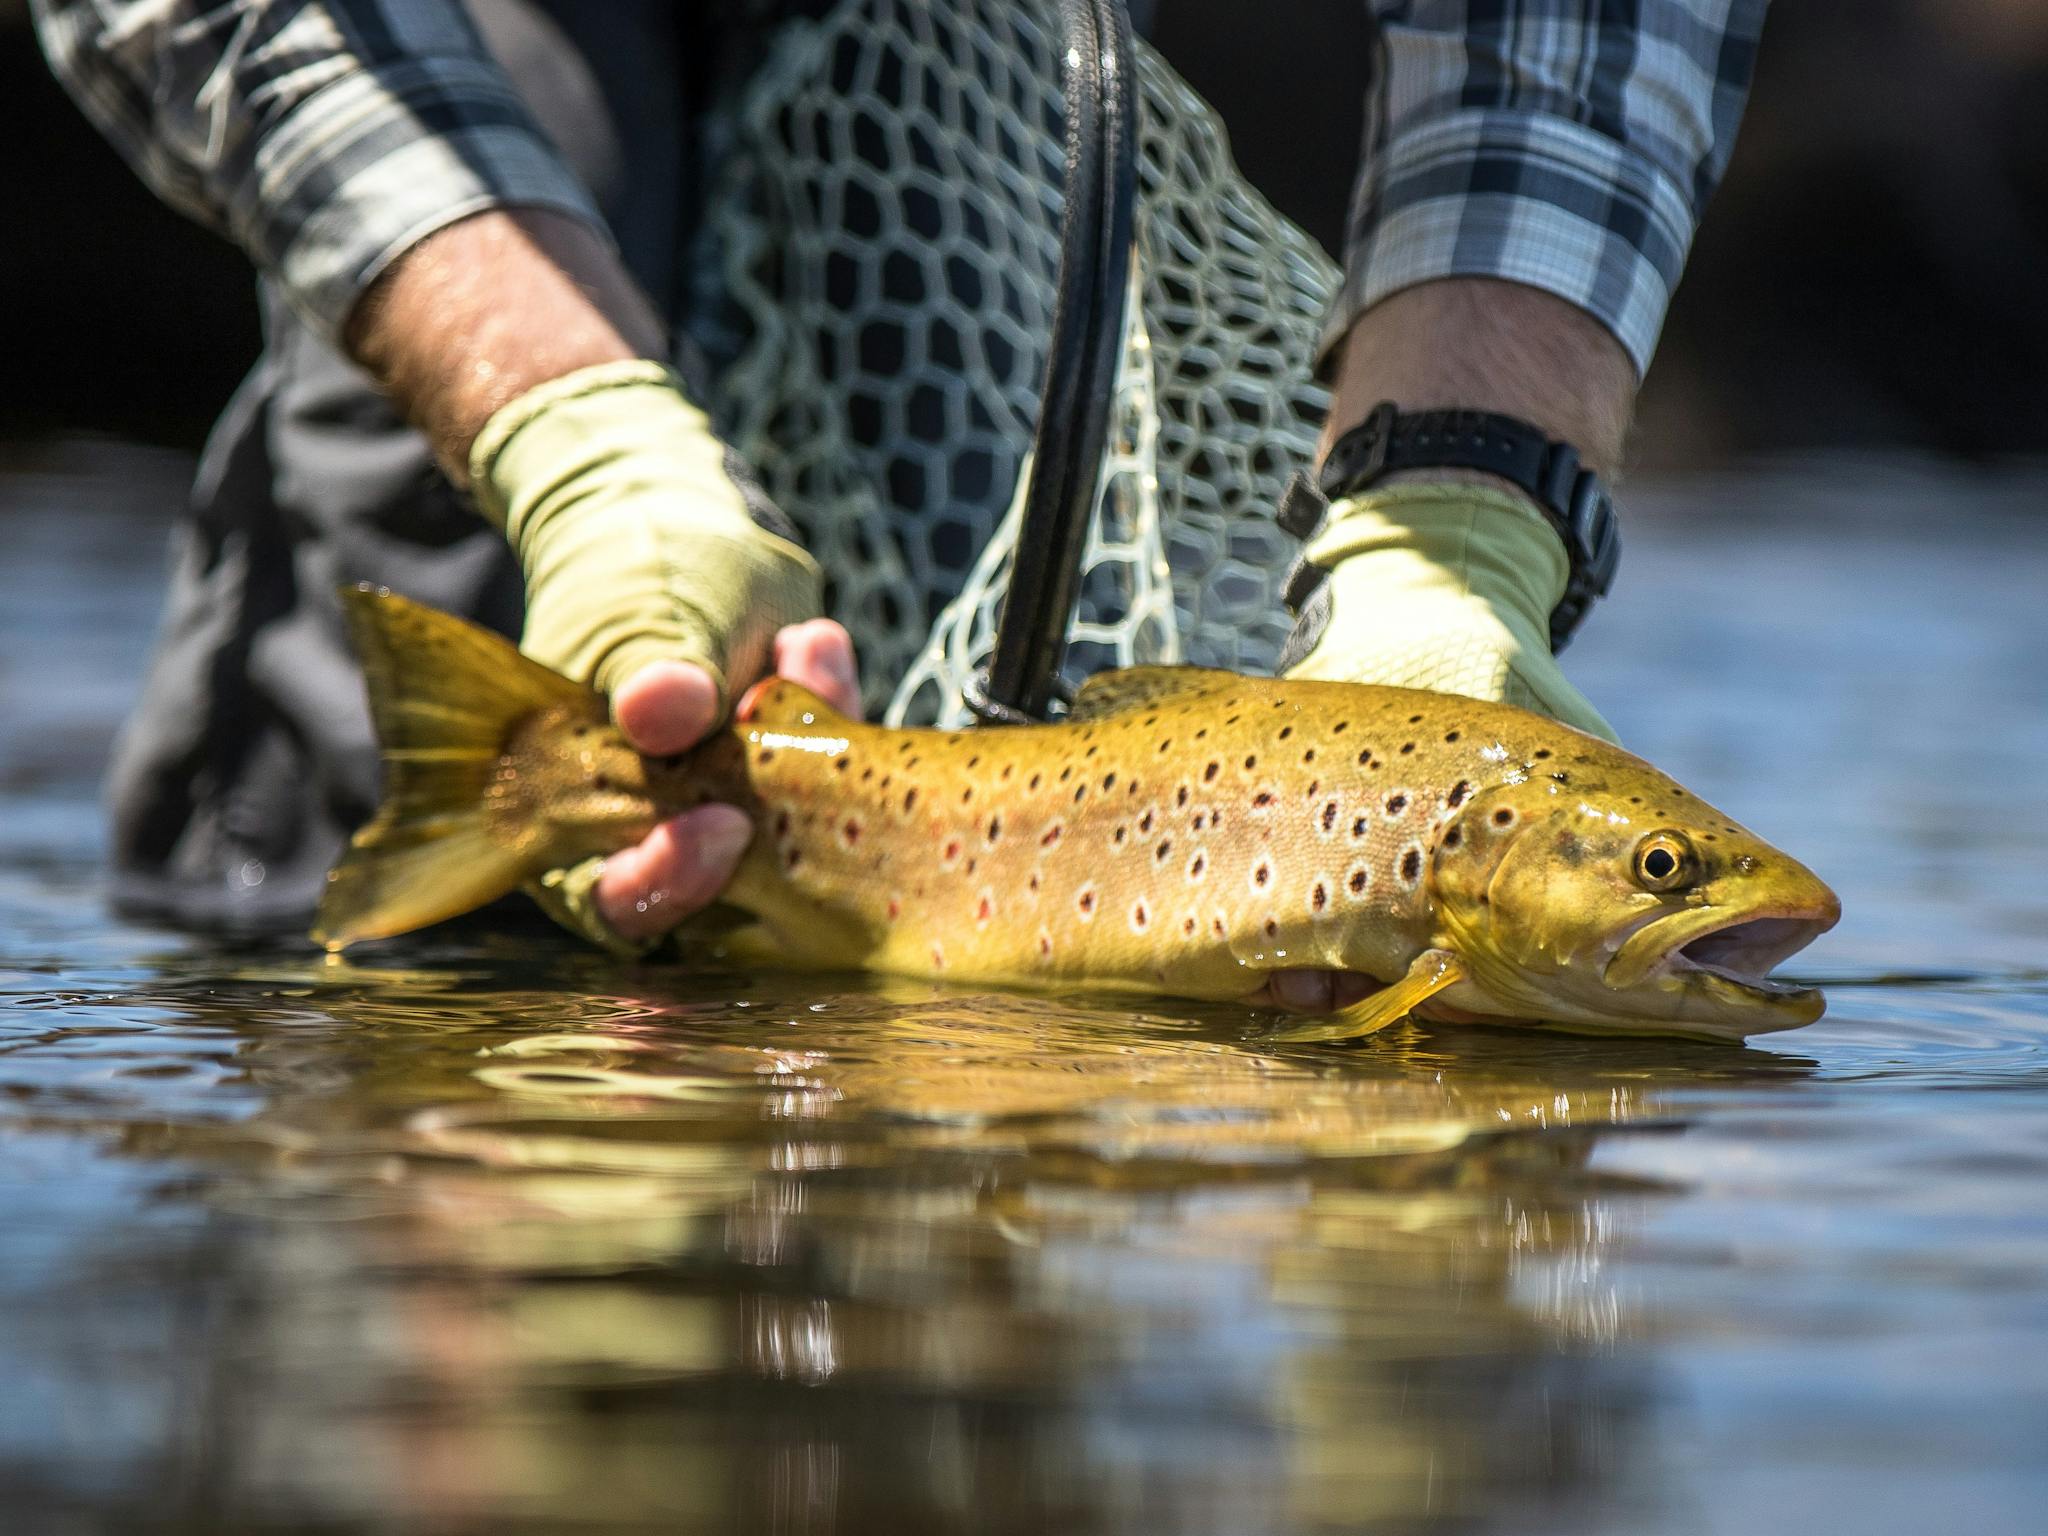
[1607,900,1839,1005]
[1669,914,1834,998]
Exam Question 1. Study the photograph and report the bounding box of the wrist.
[1322,279,1635,477]
[345,208,667,484]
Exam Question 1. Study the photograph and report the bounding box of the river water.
[2,447,2045,1534]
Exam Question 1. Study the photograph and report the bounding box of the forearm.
[1321,277,1637,476]
[343,208,668,483]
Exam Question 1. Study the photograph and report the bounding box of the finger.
[773,618,861,714]
[612,659,723,757]
[593,803,754,941]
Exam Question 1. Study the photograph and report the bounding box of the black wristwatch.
[1276,401,1621,652]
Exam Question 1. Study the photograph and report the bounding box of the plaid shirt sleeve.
[29,0,604,341]
[1333,0,1769,375]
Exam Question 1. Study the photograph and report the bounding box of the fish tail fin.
[312,585,605,951]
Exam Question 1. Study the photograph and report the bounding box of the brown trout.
[315,587,1840,1041]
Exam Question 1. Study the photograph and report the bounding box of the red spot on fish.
[943,839,962,862]
[842,818,861,845]
[887,898,901,920]
[1041,824,1063,848]
[977,895,993,922]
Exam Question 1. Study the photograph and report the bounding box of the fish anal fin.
[1267,950,1468,1044]
[1066,665,1240,722]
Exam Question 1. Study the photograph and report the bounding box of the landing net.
[694,0,1337,725]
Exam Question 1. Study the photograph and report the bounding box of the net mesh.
[693,0,1338,724]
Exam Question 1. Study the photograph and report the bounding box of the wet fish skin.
[316,587,1840,1041]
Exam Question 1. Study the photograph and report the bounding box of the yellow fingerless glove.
[468,360,823,954]
[469,359,823,712]
[1282,482,1619,744]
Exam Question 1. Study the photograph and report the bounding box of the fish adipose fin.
[735,676,850,728]
[312,585,603,951]
[1267,950,1468,1043]
[1065,665,1241,722]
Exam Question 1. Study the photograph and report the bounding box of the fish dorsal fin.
[736,677,849,728]
[1066,665,1241,722]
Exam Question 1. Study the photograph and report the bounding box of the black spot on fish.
[1204,761,1220,782]
[1254,862,1271,887]
[1352,817,1369,838]
[1155,839,1172,862]
[1448,780,1472,807]
[1302,749,1316,763]
[1493,808,1516,826]
[1073,786,1086,804]
[1189,853,1206,877]
[966,755,979,769]
[1176,785,1189,807]
[1534,749,1552,760]
[758,749,776,764]
[962,787,974,804]
[1321,800,1339,832]
[1401,848,1422,883]
[1400,743,1415,755]
[1264,918,1279,939]
[1029,773,1042,790]
[987,816,1002,843]
[1183,917,1197,936]
[834,756,850,773]
[1385,793,1408,815]
[1140,810,1155,833]
[903,789,918,812]
[592,773,610,791]
[1311,883,1328,912]
[1060,766,1072,782]
[1253,791,1274,808]
[1279,726,1293,740]
[1102,772,1116,790]
[1445,731,1460,743]
[1348,869,1367,894]
[1443,827,1461,849]
[1243,754,1258,769]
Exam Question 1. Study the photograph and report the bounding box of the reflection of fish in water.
[315,588,1839,1041]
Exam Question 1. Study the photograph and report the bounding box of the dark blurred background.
[3,0,2046,471]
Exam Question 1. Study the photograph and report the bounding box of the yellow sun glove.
[468,359,824,954]
[1281,481,1619,744]
[468,359,822,708]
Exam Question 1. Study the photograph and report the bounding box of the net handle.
[974,0,1138,724]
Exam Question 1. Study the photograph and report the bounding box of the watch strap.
[1283,402,1621,652]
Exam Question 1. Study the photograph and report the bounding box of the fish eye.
[1633,832,1698,892]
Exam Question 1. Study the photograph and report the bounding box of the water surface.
[2,448,2045,1534]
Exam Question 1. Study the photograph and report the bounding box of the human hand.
[468,359,843,953]
[533,619,861,951]
[1279,480,1618,743]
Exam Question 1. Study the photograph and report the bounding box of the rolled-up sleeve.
[30,0,605,340]
[1332,0,1769,375]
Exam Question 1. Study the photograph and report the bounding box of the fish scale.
[315,588,1841,1041]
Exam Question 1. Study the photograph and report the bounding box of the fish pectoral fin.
[1265,950,1468,1043]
